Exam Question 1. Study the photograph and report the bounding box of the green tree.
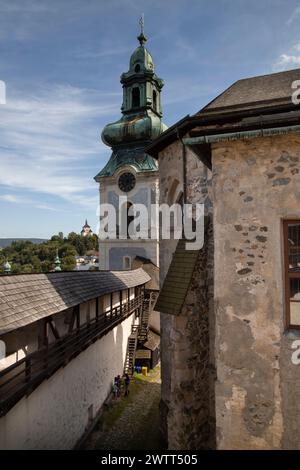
[61,255,76,271]
[31,255,42,272]
[0,231,98,275]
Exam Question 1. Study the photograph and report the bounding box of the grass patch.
[97,379,144,430]
[85,365,163,450]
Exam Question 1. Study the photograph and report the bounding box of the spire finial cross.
[139,14,144,35]
[137,14,147,46]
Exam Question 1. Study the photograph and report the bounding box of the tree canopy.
[0,233,99,274]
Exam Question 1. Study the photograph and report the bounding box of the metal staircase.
[124,291,159,374]
[124,327,138,375]
[138,297,150,342]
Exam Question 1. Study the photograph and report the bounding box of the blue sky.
[0,0,300,238]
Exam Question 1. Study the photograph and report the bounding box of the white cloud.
[0,84,118,210]
[0,194,21,203]
[273,43,300,71]
[0,193,65,212]
[274,54,300,70]
[75,46,132,60]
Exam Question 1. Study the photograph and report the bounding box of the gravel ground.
[82,364,164,451]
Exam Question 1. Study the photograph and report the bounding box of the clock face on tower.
[118,172,136,192]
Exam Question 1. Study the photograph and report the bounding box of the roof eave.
[146,102,300,158]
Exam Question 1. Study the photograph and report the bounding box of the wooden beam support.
[68,308,76,333]
[110,292,113,317]
[96,297,99,319]
[48,319,60,340]
[75,305,80,330]
[120,290,123,315]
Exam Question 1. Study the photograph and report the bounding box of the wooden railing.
[0,294,143,417]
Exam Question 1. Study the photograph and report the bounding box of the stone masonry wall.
[158,140,215,449]
[212,134,300,449]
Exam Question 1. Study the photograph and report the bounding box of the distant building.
[81,219,93,237]
[75,254,99,271]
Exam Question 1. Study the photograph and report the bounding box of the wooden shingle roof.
[155,239,200,315]
[146,68,300,158]
[0,269,150,335]
[202,68,300,113]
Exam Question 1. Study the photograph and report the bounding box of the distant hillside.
[0,238,47,248]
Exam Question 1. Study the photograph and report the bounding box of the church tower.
[95,19,167,270]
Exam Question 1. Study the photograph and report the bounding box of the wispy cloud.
[0,84,117,210]
[0,193,67,212]
[0,194,22,203]
[286,5,300,25]
[273,43,300,71]
[0,0,56,41]
[75,46,132,60]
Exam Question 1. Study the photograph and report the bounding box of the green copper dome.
[95,21,167,180]
[101,111,166,147]
[95,145,158,179]
[129,45,154,72]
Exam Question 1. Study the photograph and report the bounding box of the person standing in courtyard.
[116,375,121,397]
[124,373,130,397]
[112,378,118,399]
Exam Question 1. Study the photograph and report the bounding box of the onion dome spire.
[95,20,167,181]
[137,14,147,46]
[54,249,62,272]
[3,260,11,274]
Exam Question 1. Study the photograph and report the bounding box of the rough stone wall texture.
[0,313,136,449]
[212,134,300,449]
[158,140,215,449]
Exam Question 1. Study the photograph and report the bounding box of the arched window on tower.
[153,89,157,112]
[135,64,140,73]
[132,87,140,108]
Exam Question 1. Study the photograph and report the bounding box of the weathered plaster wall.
[0,312,136,449]
[158,140,215,449]
[212,134,300,449]
[0,323,40,372]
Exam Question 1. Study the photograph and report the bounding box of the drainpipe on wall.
[176,128,188,237]
[176,128,187,205]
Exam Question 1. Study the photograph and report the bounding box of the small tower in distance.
[81,219,93,237]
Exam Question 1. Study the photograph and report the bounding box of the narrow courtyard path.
[82,364,164,451]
